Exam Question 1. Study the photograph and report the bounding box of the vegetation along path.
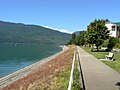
[77,46,120,90]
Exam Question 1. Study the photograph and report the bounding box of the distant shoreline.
[0,43,60,45]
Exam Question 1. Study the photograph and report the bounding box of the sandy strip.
[0,46,69,89]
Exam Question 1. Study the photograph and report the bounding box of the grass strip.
[72,59,81,90]
[50,68,71,90]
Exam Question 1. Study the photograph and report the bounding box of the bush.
[101,39,109,47]
[114,43,120,49]
[107,37,119,49]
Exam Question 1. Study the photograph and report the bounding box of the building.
[105,22,120,38]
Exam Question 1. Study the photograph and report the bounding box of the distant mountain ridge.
[74,31,80,36]
[0,20,71,45]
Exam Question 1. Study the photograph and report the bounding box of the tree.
[69,33,76,44]
[79,31,86,46]
[75,36,80,45]
[107,37,119,49]
[86,19,109,51]
[101,39,109,47]
[72,33,76,40]
[104,19,110,23]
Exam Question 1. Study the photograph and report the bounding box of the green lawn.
[81,47,120,73]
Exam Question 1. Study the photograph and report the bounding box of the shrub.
[107,37,119,49]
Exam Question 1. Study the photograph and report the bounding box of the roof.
[112,22,120,26]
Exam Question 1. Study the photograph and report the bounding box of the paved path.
[77,46,120,90]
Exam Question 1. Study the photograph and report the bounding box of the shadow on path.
[115,82,120,89]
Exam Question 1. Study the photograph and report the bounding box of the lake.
[0,44,62,78]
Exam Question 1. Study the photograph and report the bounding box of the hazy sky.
[0,0,120,33]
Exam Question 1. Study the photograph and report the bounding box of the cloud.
[42,26,73,34]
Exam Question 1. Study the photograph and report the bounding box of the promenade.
[77,46,120,90]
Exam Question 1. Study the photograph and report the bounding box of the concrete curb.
[68,49,76,90]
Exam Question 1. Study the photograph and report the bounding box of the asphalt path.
[77,46,120,90]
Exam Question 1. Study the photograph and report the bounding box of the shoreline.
[0,46,69,89]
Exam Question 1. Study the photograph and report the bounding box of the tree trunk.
[91,45,93,52]
[96,46,99,51]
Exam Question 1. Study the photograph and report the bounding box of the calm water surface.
[0,44,62,78]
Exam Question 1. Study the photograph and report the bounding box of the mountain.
[0,21,71,45]
[74,31,80,36]
[74,31,87,36]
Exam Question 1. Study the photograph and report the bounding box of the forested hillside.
[0,21,71,45]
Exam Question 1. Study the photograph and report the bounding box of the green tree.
[69,33,76,44]
[107,37,119,49]
[72,33,76,40]
[86,19,109,51]
[79,31,86,46]
[75,36,80,45]
[102,39,109,47]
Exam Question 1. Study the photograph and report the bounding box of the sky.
[0,0,120,34]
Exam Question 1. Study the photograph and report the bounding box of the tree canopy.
[86,19,109,51]
[68,31,86,45]
[68,33,76,44]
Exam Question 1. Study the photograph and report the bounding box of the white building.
[105,22,120,38]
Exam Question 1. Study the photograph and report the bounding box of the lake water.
[0,44,62,78]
